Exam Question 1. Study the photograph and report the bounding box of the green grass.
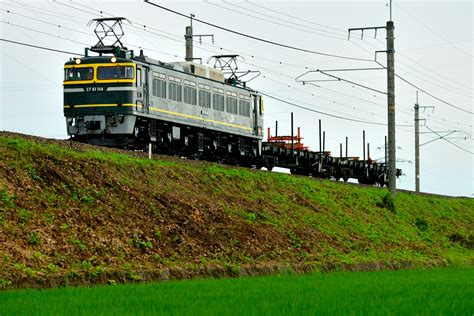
[1,134,473,287]
[1,268,472,315]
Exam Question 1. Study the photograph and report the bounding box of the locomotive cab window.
[136,68,142,86]
[64,67,93,81]
[97,66,134,80]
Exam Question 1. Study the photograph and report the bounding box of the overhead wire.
[395,73,473,115]
[143,0,374,62]
[424,125,473,155]
[3,1,89,24]
[1,8,184,59]
[260,91,414,129]
[244,0,347,35]
[394,2,472,58]
[371,39,473,98]
[0,38,82,56]
[1,20,90,46]
[204,0,348,40]
[195,1,472,131]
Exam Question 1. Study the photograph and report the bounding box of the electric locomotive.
[64,18,264,165]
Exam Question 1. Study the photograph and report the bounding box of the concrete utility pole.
[185,14,195,61]
[185,14,213,62]
[386,20,396,197]
[414,91,435,194]
[348,19,397,197]
[414,91,420,193]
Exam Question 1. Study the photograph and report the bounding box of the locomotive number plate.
[84,87,106,92]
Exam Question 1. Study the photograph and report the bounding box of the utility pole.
[347,16,397,196]
[185,14,214,62]
[386,20,396,197]
[414,91,435,194]
[414,91,420,193]
[184,15,194,62]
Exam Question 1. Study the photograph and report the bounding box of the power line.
[1,8,93,37]
[143,0,373,62]
[1,20,90,46]
[260,91,413,127]
[207,0,380,63]
[204,1,347,40]
[3,9,183,60]
[244,0,347,34]
[395,2,472,58]
[424,125,473,155]
[395,74,473,115]
[356,35,473,99]
[2,1,89,24]
[396,49,473,94]
[0,38,82,56]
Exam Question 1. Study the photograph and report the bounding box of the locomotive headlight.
[111,56,117,63]
[75,58,81,64]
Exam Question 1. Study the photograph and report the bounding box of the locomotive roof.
[64,55,258,94]
[64,56,133,65]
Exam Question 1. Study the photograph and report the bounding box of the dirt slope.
[0,132,472,288]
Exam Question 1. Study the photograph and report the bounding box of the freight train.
[63,17,401,185]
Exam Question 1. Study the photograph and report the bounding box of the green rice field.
[1,268,473,315]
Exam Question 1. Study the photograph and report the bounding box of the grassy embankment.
[0,133,473,288]
[1,268,473,315]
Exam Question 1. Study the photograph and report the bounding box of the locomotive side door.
[135,66,150,114]
[143,66,150,114]
[252,94,263,154]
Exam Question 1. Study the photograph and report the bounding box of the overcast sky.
[0,0,472,197]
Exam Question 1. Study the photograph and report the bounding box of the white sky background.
[0,0,472,197]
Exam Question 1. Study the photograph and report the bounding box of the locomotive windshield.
[97,66,134,80]
[64,67,93,81]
